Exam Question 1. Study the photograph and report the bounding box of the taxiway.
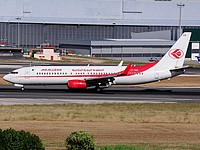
[0,85,200,104]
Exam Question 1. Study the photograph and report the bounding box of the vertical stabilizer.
[153,32,191,70]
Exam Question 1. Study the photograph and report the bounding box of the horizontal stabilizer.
[170,65,189,71]
[170,66,189,77]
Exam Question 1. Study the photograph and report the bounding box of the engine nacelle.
[68,80,87,89]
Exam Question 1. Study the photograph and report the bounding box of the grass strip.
[1,103,200,149]
[0,103,200,123]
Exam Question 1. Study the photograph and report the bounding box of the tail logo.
[169,49,184,59]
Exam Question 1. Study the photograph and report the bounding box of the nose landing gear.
[14,84,24,91]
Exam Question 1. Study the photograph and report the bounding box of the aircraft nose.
[3,74,11,82]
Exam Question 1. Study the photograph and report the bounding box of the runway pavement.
[0,85,200,105]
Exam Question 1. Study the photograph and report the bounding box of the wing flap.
[85,76,115,87]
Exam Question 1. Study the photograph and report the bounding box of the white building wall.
[34,48,61,60]
[0,0,199,26]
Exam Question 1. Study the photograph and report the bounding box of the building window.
[123,53,132,57]
[92,54,101,57]
[143,53,152,57]
[155,0,171,1]
[113,54,122,57]
[152,53,162,57]
[93,53,163,58]
[192,49,199,53]
[102,54,112,57]
[133,53,143,57]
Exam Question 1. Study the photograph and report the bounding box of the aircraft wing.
[118,60,124,66]
[85,76,115,87]
[85,62,132,87]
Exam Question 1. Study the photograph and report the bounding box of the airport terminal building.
[0,0,200,61]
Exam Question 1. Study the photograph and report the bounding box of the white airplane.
[3,32,191,91]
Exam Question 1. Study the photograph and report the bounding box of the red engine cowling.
[68,80,87,89]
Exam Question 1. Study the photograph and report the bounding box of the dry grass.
[1,103,200,123]
[61,56,107,64]
[139,76,200,87]
[1,103,200,149]
[1,121,200,149]
[0,75,8,84]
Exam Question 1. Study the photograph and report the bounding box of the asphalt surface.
[0,85,200,104]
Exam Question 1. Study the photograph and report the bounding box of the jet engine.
[68,80,87,89]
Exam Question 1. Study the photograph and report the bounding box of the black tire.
[95,87,102,92]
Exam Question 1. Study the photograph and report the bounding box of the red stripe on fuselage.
[17,73,122,78]
[130,61,158,74]
[16,62,158,78]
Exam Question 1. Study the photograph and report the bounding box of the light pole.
[177,3,185,37]
[15,17,21,47]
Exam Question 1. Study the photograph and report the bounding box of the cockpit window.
[11,71,18,74]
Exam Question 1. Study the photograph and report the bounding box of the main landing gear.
[95,87,102,92]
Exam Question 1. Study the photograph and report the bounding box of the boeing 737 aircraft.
[3,32,191,91]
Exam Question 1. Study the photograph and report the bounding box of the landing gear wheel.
[95,87,102,92]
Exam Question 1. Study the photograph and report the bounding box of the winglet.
[119,62,132,76]
[118,60,124,66]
